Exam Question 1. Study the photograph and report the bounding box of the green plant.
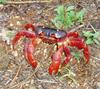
[59,67,77,84]
[83,31,100,45]
[0,0,6,4]
[72,52,81,62]
[6,31,15,38]
[52,5,85,29]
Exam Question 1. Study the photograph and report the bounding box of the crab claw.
[48,46,63,75]
[24,23,35,31]
[24,41,37,68]
[49,61,61,75]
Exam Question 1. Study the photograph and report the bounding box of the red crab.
[12,23,90,75]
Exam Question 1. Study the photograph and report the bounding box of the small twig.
[69,24,85,32]
[37,79,57,84]
[6,74,32,89]
[6,66,39,89]
[5,0,52,4]
[9,65,21,86]
[93,0,99,12]
[91,55,100,61]
[88,22,96,32]
[91,47,100,51]
[51,76,65,85]
[19,84,23,89]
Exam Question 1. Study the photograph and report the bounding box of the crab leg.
[23,41,28,60]
[23,41,37,68]
[48,46,64,75]
[61,45,71,67]
[12,30,36,47]
[83,44,90,63]
[68,38,90,63]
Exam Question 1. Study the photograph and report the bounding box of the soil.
[0,0,100,89]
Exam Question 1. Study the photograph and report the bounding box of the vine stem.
[88,22,96,32]
[5,0,52,4]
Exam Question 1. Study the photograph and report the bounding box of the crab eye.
[36,28,44,36]
[39,32,45,36]
[55,31,66,38]
[51,33,56,38]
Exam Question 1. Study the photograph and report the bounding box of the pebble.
[0,13,9,22]
[96,82,100,89]
[12,50,18,57]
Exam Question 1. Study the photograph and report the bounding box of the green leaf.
[94,39,100,45]
[82,31,93,38]
[67,17,73,27]
[53,15,63,22]
[93,32,100,38]
[52,20,62,29]
[0,0,6,4]
[86,38,93,44]
[52,5,86,30]
[67,11,75,20]
[55,5,65,15]
[64,12,74,27]
[66,6,74,11]
[72,52,80,62]
[76,9,85,22]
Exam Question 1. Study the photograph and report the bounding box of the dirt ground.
[0,0,100,89]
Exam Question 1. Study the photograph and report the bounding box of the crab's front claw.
[49,61,61,75]
[48,46,63,75]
